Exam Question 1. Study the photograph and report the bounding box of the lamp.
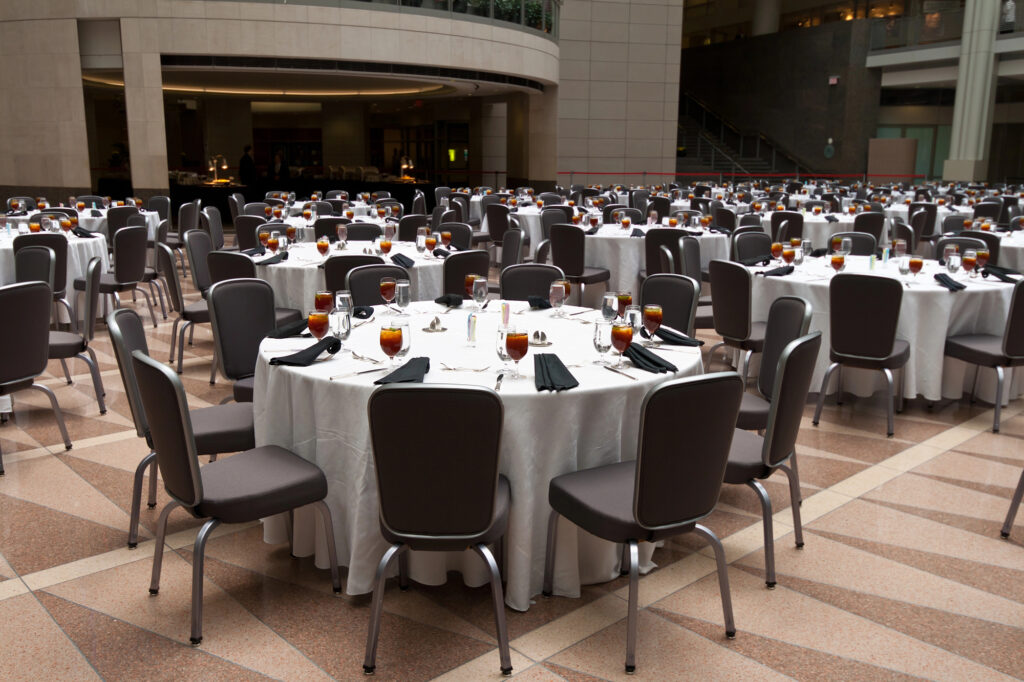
[207,154,229,182]
[400,154,414,180]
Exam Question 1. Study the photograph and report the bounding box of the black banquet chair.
[499,263,565,301]
[442,250,490,298]
[542,373,744,673]
[550,224,610,304]
[706,260,766,385]
[132,351,340,646]
[207,279,278,404]
[48,257,107,414]
[346,264,409,307]
[364,384,512,676]
[12,233,74,327]
[73,225,158,328]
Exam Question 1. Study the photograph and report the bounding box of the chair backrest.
[738,213,763,227]
[7,196,37,210]
[757,296,813,400]
[323,254,384,294]
[731,231,772,262]
[540,208,565,242]
[713,206,736,229]
[411,191,426,215]
[770,211,802,242]
[633,372,744,531]
[965,229,1001,264]
[227,194,240,223]
[346,264,410,306]
[892,220,917,252]
[208,250,256,284]
[79,257,102,343]
[709,259,752,341]
[829,274,902,360]
[201,206,226,250]
[550,224,588,277]
[130,351,203,508]
[941,214,967,234]
[178,201,201,231]
[631,189,650,214]
[641,274,699,336]
[183,229,214,295]
[233,215,265,251]
[909,202,937,237]
[829,231,877,256]
[314,216,349,242]
[679,236,703,282]
[327,189,349,200]
[761,332,822,468]
[14,233,69,295]
[107,308,152,440]
[112,225,148,284]
[499,263,564,300]
[435,186,452,204]
[648,196,671,222]
[242,202,269,217]
[208,279,277,381]
[500,228,522,271]
[368,384,503,541]
[973,201,1001,220]
[156,243,185,313]
[0,282,52,387]
[485,203,511,243]
[346,222,383,242]
[106,206,139,235]
[935,236,986,259]
[853,212,885,243]
[602,203,626,222]
[645,229,685,276]
[438,222,472,251]
[442,250,490,297]
[398,214,429,241]
[538,192,562,206]
[14,245,55,290]
[1003,280,1024,359]
[448,196,467,223]
[328,199,349,215]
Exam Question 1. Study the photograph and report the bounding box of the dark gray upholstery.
[829,231,877,256]
[442,250,490,298]
[233,215,266,251]
[499,263,565,301]
[346,264,409,306]
[397,214,428,241]
[641,274,698,336]
[732,231,772,262]
[207,279,276,392]
[438,222,473,251]
[645,229,685,276]
[550,224,610,288]
[853,212,885,244]
[707,260,766,384]
[323,254,385,294]
[346,222,383,242]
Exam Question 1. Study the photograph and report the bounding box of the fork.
[351,351,383,364]
[440,363,491,372]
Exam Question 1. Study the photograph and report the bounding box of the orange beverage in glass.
[60,219,72,233]
[286,225,297,240]
[536,200,544,208]
[908,257,924,274]
[963,219,973,229]
[981,222,992,231]
[500,198,507,205]
[621,217,631,229]
[611,324,633,353]
[464,273,480,297]
[831,236,843,252]
[258,230,270,246]
[642,305,662,335]
[377,208,386,219]
[314,291,333,312]
[571,214,581,224]
[380,326,403,359]
[380,239,392,254]
[345,210,354,219]
[813,206,822,215]
[616,292,632,317]
[830,254,845,272]
[782,248,795,264]
[76,201,85,211]
[267,237,279,253]
[848,205,857,215]
[590,215,599,228]
[771,242,783,259]
[976,249,990,268]
[557,279,571,298]
[302,209,312,221]
[790,238,801,247]
[264,206,273,217]
[70,215,78,226]
[505,331,529,361]
[425,235,437,250]
[777,203,785,211]
[273,207,283,219]
[316,238,330,256]
[28,222,41,233]
[380,277,397,303]
[568,200,575,207]
[307,311,329,340]
[668,218,678,227]
[440,231,452,247]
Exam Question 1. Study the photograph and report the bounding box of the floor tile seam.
[509,592,631,661]
[0,443,55,463]
[0,478,136,537]
[33,428,138,453]
[36,366,124,387]
[50,445,153,535]
[25,588,105,681]
[534,659,617,682]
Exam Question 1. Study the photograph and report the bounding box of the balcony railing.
[207,0,559,40]
[868,9,964,51]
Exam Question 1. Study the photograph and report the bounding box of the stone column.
[942,0,1000,182]
[527,87,557,189]
[479,100,508,190]
[121,19,169,197]
[752,0,781,37]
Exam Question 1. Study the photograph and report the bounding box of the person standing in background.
[238,144,256,187]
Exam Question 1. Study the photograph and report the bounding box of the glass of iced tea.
[380,277,397,307]
[616,292,633,318]
[505,328,529,378]
[28,222,41,233]
[425,234,437,252]
[908,256,924,278]
[611,323,633,367]
[307,311,329,340]
[285,225,297,242]
[642,304,662,345]
[464,273,481,298]
[302,208,312,223]
[571,214,581,225]
[621,217,631,230]
[264,205,273,218]
[317,237,330,256]
[267,233,280,253]
[962,250,977,277]
[380,325,403,367]
[76,201,85,211]
[258,230,270,247]
[440,231,452,248]
[830,253,845,274]
[771,242,784,261]
[59,218,72,233]
[345,210,355,219]
[313,290,332,313]
[668,217,678,227]
[380,238,392,254]
[590,215,599,229]
[782,248,795,264]
[273,207,283,221]
[976,249,990,269]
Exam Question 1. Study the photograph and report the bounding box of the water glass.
[394,319,411,357]
[840,237,853,257]
[472,277,489,308]
[549,281,566,315]
[898,257,910,276]
[624,304,642,334]
[592,321,612,364]
[495,328,511,369]
[335,290,354,317]
[601,292,618,322]
[946,253,961,274]
[330,309,351,340]
[395,279,411,313]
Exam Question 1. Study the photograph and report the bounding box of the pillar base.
[942,159,987,183]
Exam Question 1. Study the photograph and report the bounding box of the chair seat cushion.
[736,392,770,431]
[549,461,692,543]
[471,232,492,244]
[945,334,1023,368]
[275,307,303,327]
[831,338,910,370]
[141,267,158,282]
[48,331,85,358]
[383,475,511,552]
[695,304,714,329]
[724,428,771,483]
[183,300,210,323]
[233,376,255,403]
[191,402,255,456]
[725,320,766,352]
[195,445,326,523]
[566,267,611,285]
[73,273,136,293]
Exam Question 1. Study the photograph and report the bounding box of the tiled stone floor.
[0,258,1020,681]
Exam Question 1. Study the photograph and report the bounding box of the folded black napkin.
[825,215,839,223]
[71,226,96,239]
[683,229,704,237]
[726,200,736,206]
[809,248,828,258]
[757,265,795,277]
[353,306,374,319]
[434,294,462,307]
[6,210,26,217]
[624,342,677,373]
[528,296,552,310]
[982,265,1019,282]
[534,354,579,392]
[269,336,341,367]
[584,225,600,235]
[629,228,645,237]
[709,227,732,236]
[258,251,289,265]
[91,209,102,217]
[740,255,771,267]
[391,253,415,269]
[433,247,451,259]
[374,357,430,384]
[933,273,966,291]
[269,318,310,338]
[640,327,703,346]
[242,246,266,257]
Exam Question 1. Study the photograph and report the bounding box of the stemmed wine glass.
[601,292,618,322]
[549,280,566,316]
[505,327,529,378]
[380,277,397,312]
[472,277,488,309]
[962,250,978,278]
[642,304,662,346]
[616,292,633,319]
[307,311,329,340]
[610,322,633,367]
[495,328,511,371]
[267,230,280,254]
[316,237,330,259]
[379,324,403,367]
[593,322,612,364]
[395,279,411,315]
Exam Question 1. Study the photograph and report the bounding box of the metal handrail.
[695,131,750,176]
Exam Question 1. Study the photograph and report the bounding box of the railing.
[204,0,559,40]
[694,131,750,178]
[868,9,964,51]
[556,171,928,188]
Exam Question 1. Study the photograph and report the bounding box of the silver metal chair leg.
[149,500,181,594]
[789,452,803,506]
[704,341,725,371]
[190,518,221,646]
[993,366,1004,433]
[149,280,167,319]
[693,524,736,638]
[741,349,753,386]
[473,543,513,676]
[542,510,559,596]
[882,368,895,437]
[29,383,71,450]
[137,287,157,328]
[59,359,72,384]
[169,317,182,362]
[128,451,157,548]
[619,542,630,576]
[835,365,844,405]
[747,480,776,588]
[80,348,106,414]
[312,501,342,594]
[778,463,804,548]
[624,539,639,674]
[177,321,191,373]
[1001,467,1024,538]
[897,366,905,413]
[397,549,410,591]
[812,362,840,426]
[209,349,218,385]
[148,457,159,507]
[188,323,195,345]
[363,543,405,675]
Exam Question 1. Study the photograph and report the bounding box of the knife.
[494,373,504,392]
[604,365,637,381]
[330,367,387,381]
[481,298,491,310]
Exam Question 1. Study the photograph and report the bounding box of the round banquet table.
[758,211,869,249]
[252,300,704,610]
[9,208,161,241]
[884,204,971,237]
[747,255,1021,404]
[996,231,1024,272]
[255,240,443,312]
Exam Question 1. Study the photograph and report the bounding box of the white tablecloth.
[253,301,703,610]
[758,211,866,249]
[255,241,443,312]
[997,232,1024,271]
[23,209,161,240]
[885,204,971,237]
[748,255,1019,403]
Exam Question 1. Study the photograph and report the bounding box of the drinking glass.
[307,311,329,340]
[302,208,312,224]
[831,235,842,253]
[601,292,618,322]
[898,257,911,276]
[549,280,565,315]
[286,225,298,242]
[782,248,795,265]
[380,277,397,308]
[840,237,853,256]
[943,244,958,263]
[317,237,330,257]
[593,321,612,364]
[394,279,411,314]
[946,253,961,274]
[336,224,347,248]
[267,231,280,253]
[379,325,403,367]
[590,215,599,229]
[771,242,783,261]
[472,277,488,308]
[908,257,924,278]
[611,323,633,367]
[335,290,354,317]
[621,217,632,230]
[259,230,270,247]
[394,319,411,358]
[440,231,452,247]
[505,328,529,378]
[962,250,977,277]
[380,238,392,254]
[384,223,396,241]
[642,304,663,346]
[463,273,481,300]
[830,253,845,274]
[893,239,907,258]
[624,304,642,335]
[976,249,990,270]
[801,239,812,258]
[616,292,633,318]
[495,328,511,369]
[314,290,333,313]
[425,234,437,252]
